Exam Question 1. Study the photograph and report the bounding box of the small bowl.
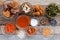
[26,26,36,36]
[20,2,33,14]
[16,15,30,29]
[40,26,55,38]
[1,21,16,35]
[49,19,57,26]
[39,16,49,26]
[30,17,39,27]
[2,1,20,20]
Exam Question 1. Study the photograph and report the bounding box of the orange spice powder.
[42,27,51,37]
[16,15,30,29]
[4,22,15,34]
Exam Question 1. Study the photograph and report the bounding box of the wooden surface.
[0,0,60,40]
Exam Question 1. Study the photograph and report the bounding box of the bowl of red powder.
[16,15,30,29]
[3,22,16,34]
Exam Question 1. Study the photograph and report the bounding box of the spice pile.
[4,22,16,34]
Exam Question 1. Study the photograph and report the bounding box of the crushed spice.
[27,26,36,36]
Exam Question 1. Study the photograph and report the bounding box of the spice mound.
[16,15,30,29]
[27,26,36,36]
[42,27,51,37]
[4,22,16,34]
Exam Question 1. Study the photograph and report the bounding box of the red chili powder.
[4,22,15,34]
[16,15,30,29]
